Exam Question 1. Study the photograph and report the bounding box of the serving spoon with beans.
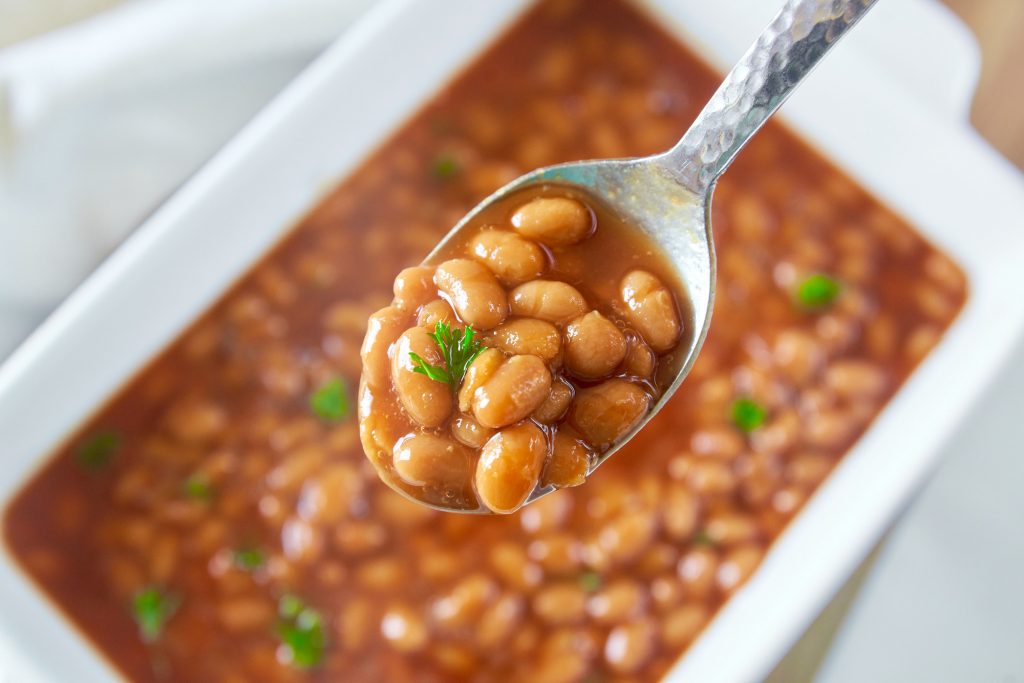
[366,0,878,513]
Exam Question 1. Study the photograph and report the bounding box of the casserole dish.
[1,0,1023,681]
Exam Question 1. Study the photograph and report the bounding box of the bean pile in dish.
[360,188,688,513]
[2,0,966,681]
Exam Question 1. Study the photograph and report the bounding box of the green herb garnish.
[309,377,349,422]
[431,155,460,179]
[692,530,716,547]
[731,397,767,433]
[796,273,841,311]
[233,547,265,572]
[132,586,179,642]
[577,572,603,593]
[409,321,486,388]
[276,594,326,669]
[182,474,212,501]
[77,430,120,470]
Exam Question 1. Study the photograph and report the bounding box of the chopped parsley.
[182,474,212,501]
[692,530,716,547]
[731,397,767,433]
[76,430,120,470]
[431,155,460,180]
[276,594,326,669]
[233,547,265,572]
[132,586,179,642]
[577,571,603,593]
[795,273,841,311]
[309,377,349,422]
[409,321,485,388]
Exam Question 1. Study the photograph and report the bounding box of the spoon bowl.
[418,0,877,511]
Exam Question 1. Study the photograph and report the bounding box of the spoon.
[422,0,878,511]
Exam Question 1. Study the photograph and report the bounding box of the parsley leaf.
[796,273,841,311]
[577,572,603,593]
[692,530,716,547]
[132,586,179,642]
[731,397,767,433]
[410,321,486,388]
[233,547,265,572]
[182,474,212,501]
[431,155,460,180]
[276,594,326,669]
[309,377,349,422]
[77,430,120,470]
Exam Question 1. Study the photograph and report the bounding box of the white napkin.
[0,0,374,357]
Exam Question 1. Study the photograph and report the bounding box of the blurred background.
[1,0,1022,681]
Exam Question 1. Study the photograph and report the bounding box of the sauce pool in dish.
[2,0,966,681]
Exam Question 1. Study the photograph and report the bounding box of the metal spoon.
[424,0,878,511]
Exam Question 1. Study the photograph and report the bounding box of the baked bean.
[392,433,472,490]
[431,573,499,629]
[338,597,374,652]
[473,355,552,428]
[662,483,699,541]
[434,258,508,330]
[597,509,658,565]
[705,513,759,546]
[637,542,679,577]
[542,429,591,488]
[660,604,709,648]
[476,593,525,648]
[621,335,656,379]
[416,299,456,328]
[532,377,574,424]
[509,280,588,324]
[431,643,476,675]
[489,541,543,590]
[824,360,888,400]
[520,490,573,534]
[488,318,562,364]
[690,426,745,460]
[531,582,587,625]
[470,229,547,285]
[475,423,547,513]
[564,311,627,378]
[334,521,387,556]
[650,575,684,611]
[380,604,428,653]
[450,414,495,449]
[604,617,657,674]
[785,452,832,486]
[458,347,505,413]
[528,533,583,575]
[620,270,681,353]
[587,579,647,624]
[716,544,764,593]
[772,329,824,384]
[570,379,651,447]
[805,409,856,448]
[390,328,454,427]
[361,306,407,388]
[531,650,590,683]
[685,460,737,496]
[511,196,593,246]
[217,597,274,632]
[392,266,436,311]
[677,547,719,599]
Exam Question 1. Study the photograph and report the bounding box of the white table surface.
[0,1,1022,682]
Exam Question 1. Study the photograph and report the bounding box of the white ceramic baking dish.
[1,0,1023,681]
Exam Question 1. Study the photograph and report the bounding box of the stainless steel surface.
[422,0,879,512]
